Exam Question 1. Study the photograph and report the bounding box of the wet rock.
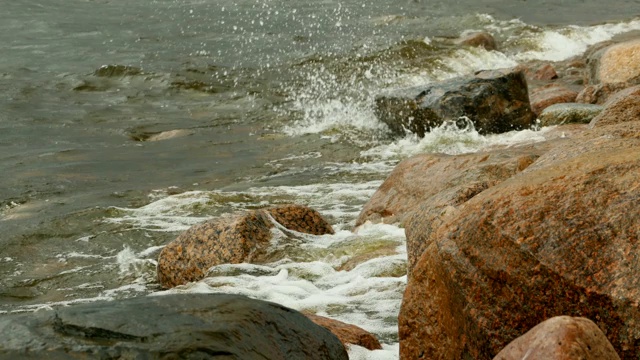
[305,314,383,351]
[146,129,193,142]
[538,103,603,126]
[157,205,334,288]
[355,146,548,271]
[533,63,559,80]
[93,64,143,77]
[399,121,640,360]
[529,84,578,115]
[375,68,535,137]
[454,31,497,51]
[0,293,348,359]
[589,85,640,127]
[588,39,640,84]
[575,82,630,104]
[494,316,620,360]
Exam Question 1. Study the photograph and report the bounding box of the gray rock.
[538,103,603,127]
[375,68,535,137]
[0,294,349,360]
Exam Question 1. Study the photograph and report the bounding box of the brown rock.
[533,63,558,80]
[455,31,497,51]
[575,83,630,104]
[591,39,640,84]
[589,95,640,127]
[494,316,620,360]
[355,145,549,271]
[305,314,383,351]
[157,205,334,288]
[399,121,640,360]
[529,84,578,115]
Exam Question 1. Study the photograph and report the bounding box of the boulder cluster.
[3,33,640,359]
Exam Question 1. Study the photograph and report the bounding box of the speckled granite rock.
[538,103,603,126]
[0,293,349,360]
[399,121,640,360]
[576,82,630,104]
[494,316,620,360]
[305,314,383,351]
[589,85,640,127]
[529,84,578,115]
[588,39,640,84]
[157,205,334,288]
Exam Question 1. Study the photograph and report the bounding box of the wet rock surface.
[157,205,334,288]
[529,83,578,115]
[398,121,640,359]
[0,293,349,360]
[375,68,536,137]
[538,103,603,126]
[494,316,620,360]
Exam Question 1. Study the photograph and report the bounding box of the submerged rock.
[494,316,620,360]
[0,293,348,359]
[305,314,383,351]
[93,64,143,77]
[538,103,603,126]
[375,68,535,137]
[454,31,497,51]
[399,121,640,359]
[157,205,334,288]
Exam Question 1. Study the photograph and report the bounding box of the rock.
[575,83,630,104]
[538,103,603,126]
[355,146,548,271]
[0,293,348,359]
[146,129,193,142]
[588,39,640,84]
[399,121,640,360]
[157,205,334,288]
[305,314,383,351]
[529,84,578,115]
[494,316,620,360]
[93,64,143,77]
[375,68,536,137]
[533,63,558,80]
[454,31,497,51]
[589,85,640,127]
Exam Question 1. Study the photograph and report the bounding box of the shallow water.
[2,1,640,358]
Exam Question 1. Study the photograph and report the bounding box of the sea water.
[2,1,640,358]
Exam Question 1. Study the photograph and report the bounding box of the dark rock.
[494,316,620,360]
[157,205,334,288]
[305,314,383,351]
[399,121,640,359]
[538,103,603,126]
[529,84,578,115]
[375,68,536,137]
[0,294,349,360]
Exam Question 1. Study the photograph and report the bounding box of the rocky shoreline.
[2,32,639,359]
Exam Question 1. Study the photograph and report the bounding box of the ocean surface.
[2,0,640,357]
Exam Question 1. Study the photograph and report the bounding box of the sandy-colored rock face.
[157,205,334,288]
[494,316,620,360]
[399,121,640,360]
[589,85,640,127]
[305,314,383,351]
[597,39,640,84]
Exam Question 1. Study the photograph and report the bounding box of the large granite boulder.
[589,85,640,127]
[157,205,334,288]
[375,68,536,136]
[399,121,640,359]
[355,146,548,271]
[0,293,348,359]
[588,39,640,84]
[494,316,620,360]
